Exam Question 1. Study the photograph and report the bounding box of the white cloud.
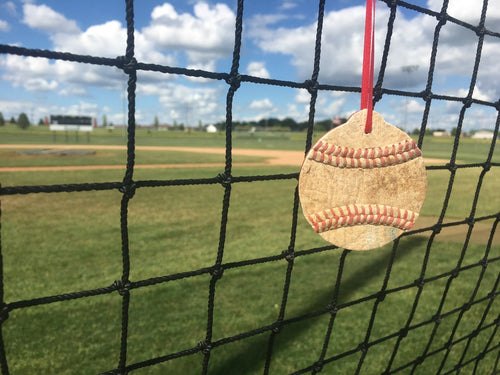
[405,99,426,113]
[3,2,17,17]
[22,4,80,35]
[246,61,270,78]
[250,98,274,110]
[24,77,58,92]
[294,89,311,104]
[142,2,235,70]
[0,54,125,94]
[0,20,9,32]
[148,83,224,125]
[249,0,500,100]
[428,0,500,26]
[0,3,179,98]
[280,2,298,11]
[453,87,492,102]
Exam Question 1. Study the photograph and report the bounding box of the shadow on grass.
[208,236,428,374]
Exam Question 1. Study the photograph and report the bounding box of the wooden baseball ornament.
[298,109,427,250]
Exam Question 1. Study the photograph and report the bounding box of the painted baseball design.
[298,109,427,251]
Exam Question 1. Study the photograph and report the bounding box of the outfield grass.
[0,128,499,374]
[0,148,267,168]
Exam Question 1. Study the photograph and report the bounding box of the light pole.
[401,65,419,130]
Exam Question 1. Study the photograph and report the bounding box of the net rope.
[0,0,499,374]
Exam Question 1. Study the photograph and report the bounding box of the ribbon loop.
[361,0,376,134]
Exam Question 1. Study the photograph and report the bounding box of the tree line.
[213,117,348,132]
[0,112,30,129]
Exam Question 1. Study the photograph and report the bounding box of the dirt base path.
[0,144,449,172]
[412,216,499,245]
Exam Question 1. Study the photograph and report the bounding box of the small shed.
[206,124,217,133]
[472,130,494,140]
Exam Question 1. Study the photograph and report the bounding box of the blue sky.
[0,0,499,132]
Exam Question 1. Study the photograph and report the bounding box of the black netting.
[0,0,499,374]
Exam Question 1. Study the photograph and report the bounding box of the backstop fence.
[0,0,499,374]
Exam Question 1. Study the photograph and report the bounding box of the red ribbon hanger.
[361,0,376,134]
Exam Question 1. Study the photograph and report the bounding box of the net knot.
[357,342,369,353]
[450,268,459,279]
[384,0,398,8]
[225,73,241,90]
[462,96,473,108]
[304,79,319,95]
[414,277,425,288]
[282,249,295,262]
[373,85,383,104]
[119,181,136,199]
[446,340,453,351]
[465,216,475,226]
[422,89,433,103]
[326,303,338,315]
[216,173,232,188]
[116,55,137,74]
[479,258,488,268]
[398,327,409,338]
[113,279,131,296]
[431,223,442,234]
[313,362,324,373]
[475,25,486,37]
[210,266,224,280]
[433,314,442,323]
[437,10,448,26]
[446,163,458,172]
[197,340,212,354]
[376,291,386,302]
[483,162,491,172]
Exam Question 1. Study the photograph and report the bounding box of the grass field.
[0,125,499,374]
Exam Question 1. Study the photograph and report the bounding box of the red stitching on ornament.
[310,139,421,168]
[307,204,417,233]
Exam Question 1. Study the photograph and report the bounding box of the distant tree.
[411,128,420,136]
[17,113,30,129]
[38,118,44,125]
[282,117,297,130]
[153,115,159,129]
[102,114,108,127]
[451,127,458,137]
[10,116,16,124]
[314,119,332,132]
[0,112,4,126]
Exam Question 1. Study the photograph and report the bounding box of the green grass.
[0,124,308,151]
[420,137,500,164]
[0,129,499,374]
[0,148,266,168]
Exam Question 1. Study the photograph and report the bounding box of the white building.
[472,130,494,140]
[206,124,217,133]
